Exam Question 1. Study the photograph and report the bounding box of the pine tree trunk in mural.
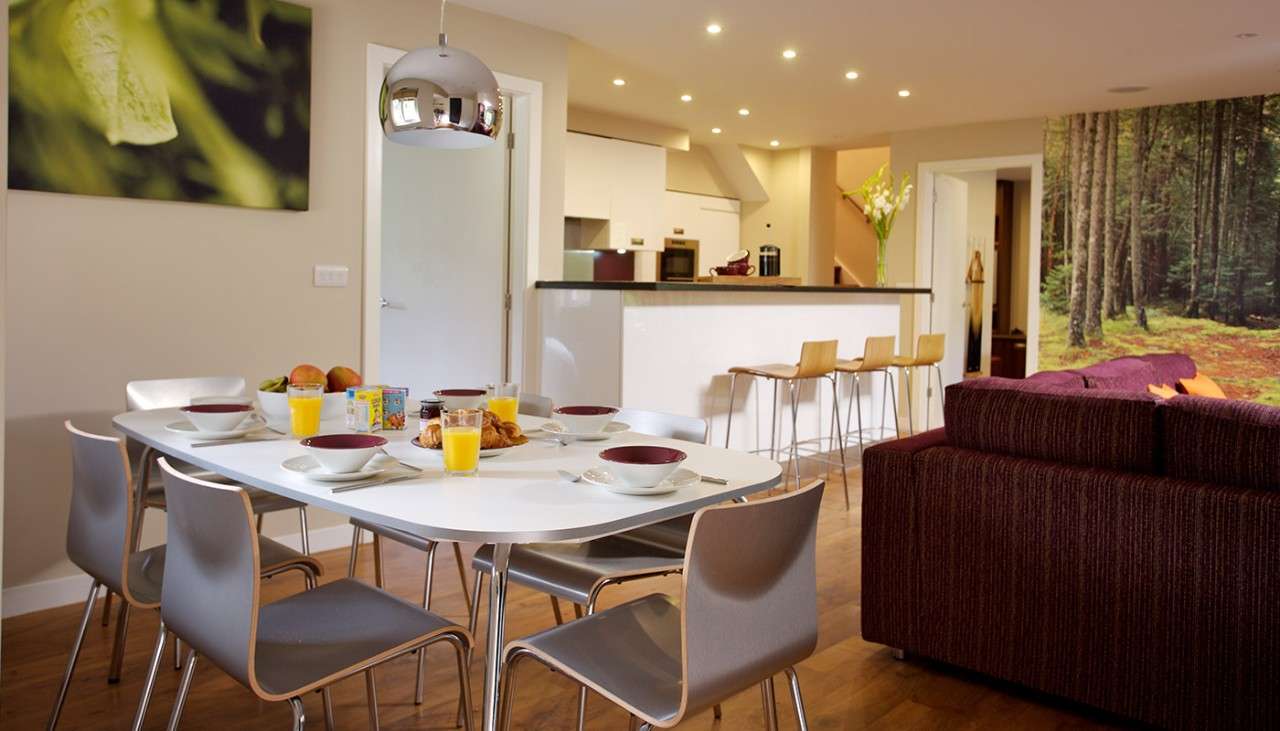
[1085,113,1107,337]
[1232,96,1265,325]
[1129,107,1150,330]
[1205,100,1226,318]
[1186,102,1206,317]
[1067,113,1093,347]
[1103,111,1121,319]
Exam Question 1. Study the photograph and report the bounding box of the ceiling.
[455,0,1280,150]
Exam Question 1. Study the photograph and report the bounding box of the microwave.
[660,239,699,281]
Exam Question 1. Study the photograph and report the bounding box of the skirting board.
[2,522,369,619]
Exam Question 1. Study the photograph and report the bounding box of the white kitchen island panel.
[537,283,923,454]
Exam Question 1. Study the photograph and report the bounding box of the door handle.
[379,297,404,310]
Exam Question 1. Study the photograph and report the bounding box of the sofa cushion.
[945,377,1162,473]
[1162,396,1280,491]
[1178,373,1226,399]
[1077,356,1159,392]
[1138,353,1198,385]
[1025,369,1086,389]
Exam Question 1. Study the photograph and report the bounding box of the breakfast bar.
[536,281,931,452]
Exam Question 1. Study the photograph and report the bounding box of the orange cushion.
[1178,373,1226,399]
[1147,383,1178,399]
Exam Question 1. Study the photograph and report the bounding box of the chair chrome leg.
[173,636,182,671]
[165,650,198,731]
[365,669,381,730]
[783,667,810,731]
[415,541,440,705]
[769,378,779,461]
[457,569,486,727]
[829,376,850,509]
[550,596,564,625]
[372,534,385,588]
[574,586,609,731]
[289,696,307,731]
[447,633,475,731]
[853,375,865,459]
[886,370,902,438]
[482,544,512,731]
[131,620,167,731]
[714,703,722,720]
[723,372,738,449]
[347,527,362,577]
[321,688,335,731]
[47,580,99,730]
[902,367,915,435]
[452,542,472,614]
[101,589,113,627]
[788,381,801,489]
[298,507,311,555]
[107,599,132,683]
[760,676,780,731]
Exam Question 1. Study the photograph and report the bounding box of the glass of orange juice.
[287,383,324,438]
[486,382,519,424]
[442,408,483,476]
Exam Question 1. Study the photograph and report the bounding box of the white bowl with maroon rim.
[300,433,388,474]
[180,403,256,433]
[552,405,619,435]
[433,388,487,411]
[598,445,688,488]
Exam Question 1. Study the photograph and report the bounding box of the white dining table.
[113,408,783,731]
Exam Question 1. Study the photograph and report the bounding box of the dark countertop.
[535,280,931,295]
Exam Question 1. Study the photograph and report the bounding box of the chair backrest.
[915,333,945,365]
[518,392,553,418]
[126,376,247,411]
[64,422,134,599]
[859,336,897,371]
[795,340,838,379]
[679,481,824,717]
[159,459,261,692]
[614,408,708,444]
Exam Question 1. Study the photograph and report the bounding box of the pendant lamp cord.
[438,0,448,45]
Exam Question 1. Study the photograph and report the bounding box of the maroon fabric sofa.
[861,354,1280,729]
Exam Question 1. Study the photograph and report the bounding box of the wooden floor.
[1,466,1129,730]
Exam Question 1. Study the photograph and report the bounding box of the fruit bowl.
[257,390,346,426]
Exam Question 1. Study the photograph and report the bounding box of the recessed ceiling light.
[680,93,693,102]
[782,49,797,60]
[1107,85,1149,93]
[897,89,911,97]
[711,127,722,134]
[612,78,626,86]
[738,108,750,116]
[706,23,722,34]
[1236,32,1259,39]
[769,139,780,147]
[845,70,860,80]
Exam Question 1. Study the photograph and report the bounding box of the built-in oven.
[660,238,699,281]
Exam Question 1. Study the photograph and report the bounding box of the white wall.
[663,191,741,269]
[1011,180,1032,334]
[3,0,569,604]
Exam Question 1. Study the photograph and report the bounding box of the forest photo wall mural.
[8,0,312,210]
[1041,93,1280,404]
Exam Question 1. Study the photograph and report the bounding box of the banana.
[258,376,289,393]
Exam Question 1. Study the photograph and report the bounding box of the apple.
[326,366,363,394]
[289,364,326,387]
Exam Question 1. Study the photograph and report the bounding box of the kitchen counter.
[535,280,931,295]
[537,284,908,451]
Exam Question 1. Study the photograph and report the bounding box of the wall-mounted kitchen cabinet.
[662,191,741,268]
[564,132,666,251]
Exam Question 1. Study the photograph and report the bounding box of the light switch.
[313,265,349,288]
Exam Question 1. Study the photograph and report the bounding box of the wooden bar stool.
[724,340,849,507]
[893,333,946,434]
[835,336,900,459]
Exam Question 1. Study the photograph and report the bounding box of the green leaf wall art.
[8,0,312,210]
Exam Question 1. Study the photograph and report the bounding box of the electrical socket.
[313,265,349,288]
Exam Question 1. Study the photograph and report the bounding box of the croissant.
[418,411,527,450]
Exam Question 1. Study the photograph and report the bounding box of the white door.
[927,173,969,428]
[379,101,511,400]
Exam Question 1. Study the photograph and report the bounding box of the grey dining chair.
[48,423,320,731]
[116,377,314,656]
[498,480,824,731]
[468,408,716,729]
[143,459,476,731]
[341,392,558,707]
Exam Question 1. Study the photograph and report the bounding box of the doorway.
[362,44,543,391]
[914,154,1044,427]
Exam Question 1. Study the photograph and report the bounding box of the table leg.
[481,543,511,731]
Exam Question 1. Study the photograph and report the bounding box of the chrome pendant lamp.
[380,0,503,148]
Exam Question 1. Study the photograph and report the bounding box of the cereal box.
[346,386,383,432]
[379,386,409,430]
